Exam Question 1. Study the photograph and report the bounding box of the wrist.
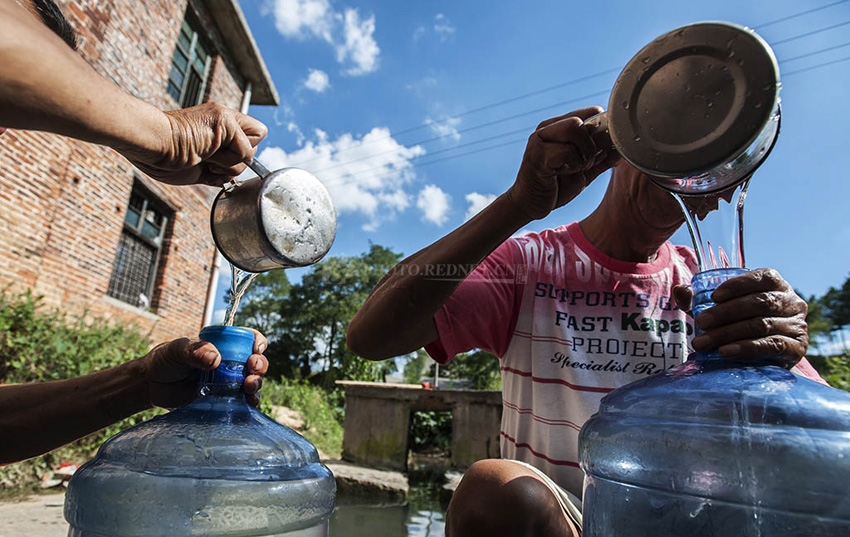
[107,98,172,164]
[501,187,538,226]
[109,359,154,418]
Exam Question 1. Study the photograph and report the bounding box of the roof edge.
[203,0,279,106]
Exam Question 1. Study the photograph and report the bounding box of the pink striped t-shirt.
[425,222,825,497]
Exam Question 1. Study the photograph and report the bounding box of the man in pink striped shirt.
[349,107,821,537]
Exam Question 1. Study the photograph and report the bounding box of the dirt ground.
[0,492,68,536]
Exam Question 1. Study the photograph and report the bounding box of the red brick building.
[0,0,277,342]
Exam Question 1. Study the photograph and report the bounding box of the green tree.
[403,349,430,385]
[439,349,502,390]
[230,269,290,335]
[821,355,850,392]
[804,292,834,352]
[236,244,402,387]
[821,277,850,330]
[812,275,850,353]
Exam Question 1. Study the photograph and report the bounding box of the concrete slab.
[326,459,409,506]
[0,492,67,537]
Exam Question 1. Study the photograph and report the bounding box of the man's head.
[607,159,746,226]
[606,160,686,236]
[18,0,77,50]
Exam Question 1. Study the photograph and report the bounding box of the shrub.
[0,290,346,496]
[259,378,344,458]
[0,290,158,497]
[821,355,850,392]
[409,411,452,455]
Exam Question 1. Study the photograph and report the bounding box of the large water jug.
[579,268,850,536]
[64,325,336,536]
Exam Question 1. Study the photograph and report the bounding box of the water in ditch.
[329,481,447,536]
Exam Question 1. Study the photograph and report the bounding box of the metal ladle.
[210,159,337,273]
[585,21,781,195]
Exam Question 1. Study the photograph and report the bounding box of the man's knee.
[446,460,571,537]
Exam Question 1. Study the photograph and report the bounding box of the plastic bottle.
[64,325,336,536]
[579,268,850,536]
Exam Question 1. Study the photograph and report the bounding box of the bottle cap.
[199,325,255,364]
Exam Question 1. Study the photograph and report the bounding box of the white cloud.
[266,0,335,41]
[265,0,379,75]
[464,192,497,221]
[270,103,304,146]
[212,308,226,325]
[303,68,330,92]
[413,13,456,43]
[417,185,451,226]
[426,116,461,141]
[257,128,425,231]
[405,76,439,98]
[336,9,380,75]
[433,13,456,42]
[287,121,305,146]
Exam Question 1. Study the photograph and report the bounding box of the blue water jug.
[64,326,336,536]
[579,268,850,536]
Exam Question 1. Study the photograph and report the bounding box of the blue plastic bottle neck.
[197,325,255,397]
[689,267,748,362]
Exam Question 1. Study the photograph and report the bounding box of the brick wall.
[0,0,246,344]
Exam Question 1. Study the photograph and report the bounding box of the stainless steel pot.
[210,160,337,273]
[586,21,781,195]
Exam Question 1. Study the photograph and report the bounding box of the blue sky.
[214,0,850,322]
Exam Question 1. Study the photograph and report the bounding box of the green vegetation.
[403,348,502,391]
[0,290,345,498]
[439,349,502,391]
[0,290,162,498]
[803,274,850,391]
[234,244,402,388]
[259,378,344,458]
[817,355,850,392]
[409,411,452,455]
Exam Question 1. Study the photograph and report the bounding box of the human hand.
[135,327,269,408]
[506,107,620,221]
[673,268,809,369]
[121,102,268,187]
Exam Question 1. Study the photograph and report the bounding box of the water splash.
[672,177,749,272]
[223,264,259,326]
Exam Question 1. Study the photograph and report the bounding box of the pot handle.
[584,112,609,138]
[248,158,272,179]
[222,158,272,193]
[584,112,619,160]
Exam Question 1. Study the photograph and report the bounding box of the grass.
[259,378,344,459]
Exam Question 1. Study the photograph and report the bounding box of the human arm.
[0,0,266,186]
[0,329,268,463]
[347,107,619,361]
[673,268,809,368]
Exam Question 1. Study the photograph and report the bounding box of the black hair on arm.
[32,0,78,50]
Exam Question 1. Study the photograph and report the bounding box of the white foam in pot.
[259,168,337,266]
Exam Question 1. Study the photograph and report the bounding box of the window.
[106,186,171,309]
[167,16,212,107]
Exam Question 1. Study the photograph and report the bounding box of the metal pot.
[586,21,781,195]
[210,160,337,273]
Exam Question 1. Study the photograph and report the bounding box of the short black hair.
[32,0,78,50]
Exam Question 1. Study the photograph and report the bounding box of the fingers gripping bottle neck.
[64,326,336,537]
[579,270,850,535]
[198,325,254,397]
[689,267,747,354]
